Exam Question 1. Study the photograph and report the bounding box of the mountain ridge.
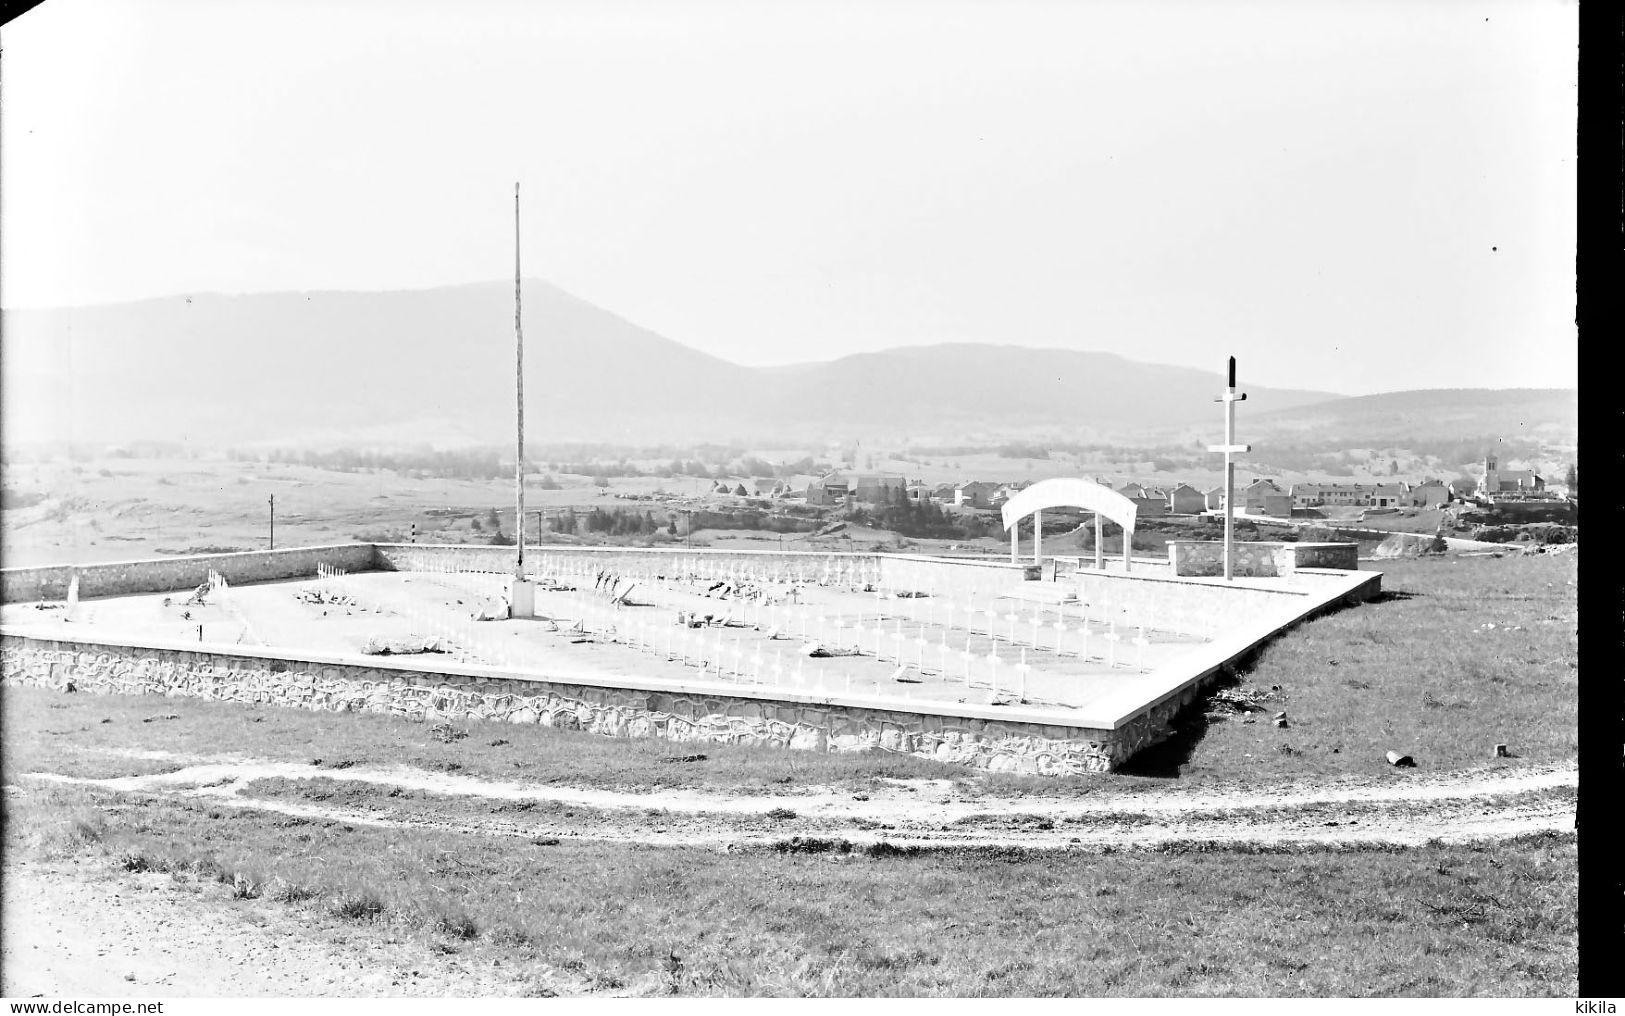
[0,280,1570,450]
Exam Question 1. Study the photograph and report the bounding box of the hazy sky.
[1,0,1576,395]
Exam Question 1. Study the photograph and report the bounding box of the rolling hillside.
[2,280,1340,449]
[3,281,1573,454]
[1244,388,1578,445]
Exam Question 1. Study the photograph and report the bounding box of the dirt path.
[17,752,1577,851]
[0,861,539,998]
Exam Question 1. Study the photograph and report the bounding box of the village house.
[954,481,1000,509]
[1167,483,1206,515]
[805,473,851,506]
[1289,483,1324,508]
[1128,494,1168,518]
[1242,478,1293,518]
[850,473,909,504]
[1203,486,1225,511]
[1118,482,1148,499]
[1290,482,1375,508]
[1369,483,1407,509]
[1407,479,1450,508]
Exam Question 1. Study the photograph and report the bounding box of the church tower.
[1483,454,1500,494]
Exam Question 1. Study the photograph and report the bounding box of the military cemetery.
[0,0,1583,1001]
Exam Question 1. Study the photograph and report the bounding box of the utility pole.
[268,494,275,550]
[1208,357,1250,581]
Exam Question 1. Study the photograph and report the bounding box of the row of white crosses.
[386,553,1156,709]
[514,553,893,695]
[349,559,519,668]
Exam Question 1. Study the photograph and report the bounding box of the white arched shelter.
[1000,477,1139,572]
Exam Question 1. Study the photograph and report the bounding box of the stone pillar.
[1033,510,1043,565]
[1094,512,1103,571]
[1010,524,1018,564]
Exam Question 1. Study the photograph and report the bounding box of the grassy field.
[6,782,1576,996]
[1125,554,1577,779]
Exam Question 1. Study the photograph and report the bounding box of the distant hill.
[3,278,1344,449]
[1243,388,1578,446]
[765,344,1336,435]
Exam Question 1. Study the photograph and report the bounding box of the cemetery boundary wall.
[1,544,378,604]
[1,543,1381,772]
[1,632,1176,774]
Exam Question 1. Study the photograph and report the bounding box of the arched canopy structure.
[1000,477,1138,571]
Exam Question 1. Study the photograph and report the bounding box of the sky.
[0,0,1577,395]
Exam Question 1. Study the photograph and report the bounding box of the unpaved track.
[18,751,1578,851]
[0,861,543,998]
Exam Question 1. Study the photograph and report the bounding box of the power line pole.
[1209,357,1250,581]
[268,493,275,550]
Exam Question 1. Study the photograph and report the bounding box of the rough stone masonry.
[0,635,1183,775]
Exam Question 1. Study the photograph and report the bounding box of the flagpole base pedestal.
[509,578,536,619]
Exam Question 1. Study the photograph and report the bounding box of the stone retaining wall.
[1166,541,1359,579]
[1,544,378,603]
[1,634,1163,774]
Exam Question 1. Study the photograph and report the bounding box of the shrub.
[330,889,386,921]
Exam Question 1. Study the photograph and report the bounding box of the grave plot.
[3,554,1215,717]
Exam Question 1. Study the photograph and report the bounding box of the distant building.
[805,473,851,506]
[1370,483,1406,509]
[1118,482,1148,499]
[954,481,999,508]
[1242,479,1292,518]
[1203,486,1225,511]
[851,473,909,504]
[1481,455,1544,495]
[1128,495,1168,518]
[1290,483,1373,508]
[1289,483,1324,507]
[1407,479,1450,508]
[1167,484,1205,514]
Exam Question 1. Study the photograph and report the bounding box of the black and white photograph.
[0,0,1583,1000]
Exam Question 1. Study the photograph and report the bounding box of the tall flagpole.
[1209,357,1250,581]
[514,182,525,580]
